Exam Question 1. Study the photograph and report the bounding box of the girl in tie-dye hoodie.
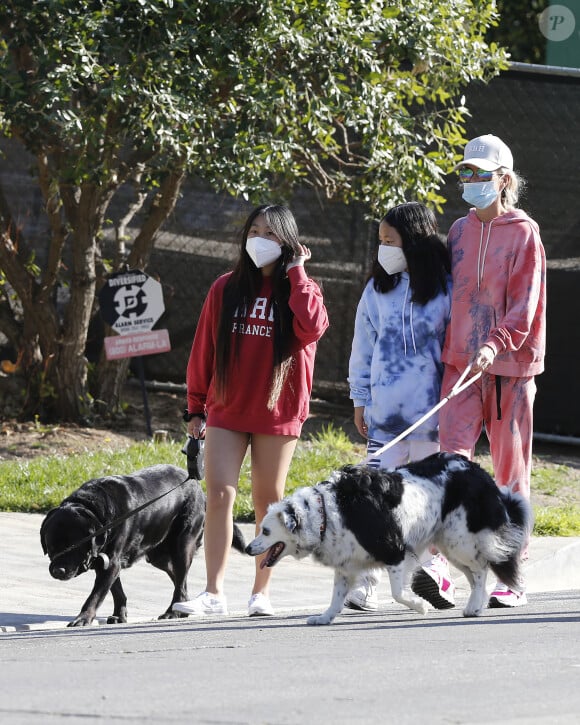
[348,202,452,468]
[344,202,452,612]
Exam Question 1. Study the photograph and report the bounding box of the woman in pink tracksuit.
[411,134,546,610]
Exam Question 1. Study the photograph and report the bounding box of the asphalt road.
[2,514,580,724]
[1,591,579,724]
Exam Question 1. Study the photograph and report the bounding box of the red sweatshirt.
[443,208,546,377]
[186,266,329,436]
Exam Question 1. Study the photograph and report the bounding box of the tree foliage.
[0,0,507,422]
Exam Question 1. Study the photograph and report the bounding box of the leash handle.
[361,368,482,465]
[450,364,473,393]
[446,369,482,400]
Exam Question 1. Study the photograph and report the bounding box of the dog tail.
[483,490,533,591]
[231,523,247,554]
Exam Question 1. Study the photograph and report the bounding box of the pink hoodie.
[442,208,546,377]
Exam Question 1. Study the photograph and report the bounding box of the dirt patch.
[0,384,184,462]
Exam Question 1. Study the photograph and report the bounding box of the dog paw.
[107,607,127,624]
[67,616,93,627]
[158,610,187,620]
[410,599,430,615]
[307,613,333,626]
[462,606,483,618]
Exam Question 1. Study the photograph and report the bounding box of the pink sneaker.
[488,583,527,608]
[411,554,456,609]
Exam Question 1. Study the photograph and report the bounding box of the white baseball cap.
[454,134,513,171]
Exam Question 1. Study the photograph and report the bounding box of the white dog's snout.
[246,536,265,556]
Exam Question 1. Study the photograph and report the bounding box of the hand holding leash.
[182,410,206,480]
[469,344,496,374]
[181,434,205,480]
[183,409,206,439]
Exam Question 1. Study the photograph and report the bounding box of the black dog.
[40,463,245,627]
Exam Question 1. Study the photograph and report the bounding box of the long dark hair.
[215,204,303,409]
[370,202,450,304]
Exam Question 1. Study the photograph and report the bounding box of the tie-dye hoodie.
[348,273,452,443]
[443,208,546,376]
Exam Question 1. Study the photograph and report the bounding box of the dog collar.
[315,488,327,541]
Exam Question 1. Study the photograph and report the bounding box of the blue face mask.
[462,181,498,209]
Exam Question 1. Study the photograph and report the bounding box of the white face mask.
[462,181,498,209]
[378,245,407,275]
[246,236,282,268]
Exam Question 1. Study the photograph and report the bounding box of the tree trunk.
[48,183,101,421]
[0,196,60,418]
[95,354,131,417]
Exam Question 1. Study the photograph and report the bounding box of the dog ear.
[280,504,300,533]
[39,508,60,555]
[339,465,373,493]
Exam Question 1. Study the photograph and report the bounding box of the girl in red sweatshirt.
[174,204,328,619]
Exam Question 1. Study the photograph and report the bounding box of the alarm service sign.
[99,270,165,334]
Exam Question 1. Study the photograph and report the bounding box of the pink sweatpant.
[439,366,537,500]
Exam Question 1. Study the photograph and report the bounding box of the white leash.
[362,367,483,465]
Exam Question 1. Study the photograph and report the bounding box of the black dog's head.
[40,505,107,580]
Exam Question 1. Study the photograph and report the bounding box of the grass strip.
[1,425,578,535]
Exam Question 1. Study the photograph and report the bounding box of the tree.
[0,0,506,422]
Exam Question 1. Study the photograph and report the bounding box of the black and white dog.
[246,453,532,625]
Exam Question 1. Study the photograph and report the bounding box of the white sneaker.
[344,576,379,612]
[488,582,528,608]
[411,553,456,609]
[248,593,275,617]
[172,591,228,616]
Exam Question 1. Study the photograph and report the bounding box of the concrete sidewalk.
[2,513,579,632]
